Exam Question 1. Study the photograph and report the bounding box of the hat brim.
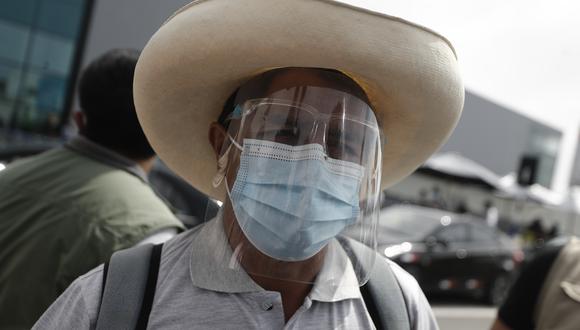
[134,0,464,201]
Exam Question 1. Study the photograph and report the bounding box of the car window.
[378,206,451,240]
[469,224,498,243]
[435,224,469,242]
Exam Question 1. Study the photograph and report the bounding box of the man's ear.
[208,122,227,160]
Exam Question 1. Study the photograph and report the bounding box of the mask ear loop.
[212,104,246,188]
[212,135,243,188]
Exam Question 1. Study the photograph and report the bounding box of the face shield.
[214,69,382,286]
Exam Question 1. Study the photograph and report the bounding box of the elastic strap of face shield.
[213,102,250,188]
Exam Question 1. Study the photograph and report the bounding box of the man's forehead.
[231,67,377,124]
[264,68,345,93]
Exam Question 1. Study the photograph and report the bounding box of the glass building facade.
[0,0,92,147]
[571,130,580,187]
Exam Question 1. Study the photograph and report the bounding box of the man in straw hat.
[34,0,463,329]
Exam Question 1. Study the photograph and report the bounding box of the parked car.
[348,204,524,305]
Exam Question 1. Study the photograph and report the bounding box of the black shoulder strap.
[338,237,411,330]
[96,243,163,330]
[97,239,409,330]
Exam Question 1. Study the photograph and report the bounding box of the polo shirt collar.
[189,212,361,302]
[65,135,148,183]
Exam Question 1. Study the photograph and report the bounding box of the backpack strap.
[338,237,411,330]
[96,243,163,330]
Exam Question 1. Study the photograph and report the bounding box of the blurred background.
[0,1,578,329]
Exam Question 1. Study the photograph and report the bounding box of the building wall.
[439,91,562,188]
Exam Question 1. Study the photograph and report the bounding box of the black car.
[365,204,523,305]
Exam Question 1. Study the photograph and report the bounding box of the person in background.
[522,218,547,249]
[418,189,430,207]
[547,224,559,240]
[0,49,184,329]
[484,200,499,228]
[431,186,448,210]
[491,236,580,330]
[455,201,469,214]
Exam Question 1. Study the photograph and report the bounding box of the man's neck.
[136,157,155,174]
[79,134,155,174]
[222,205,324,322]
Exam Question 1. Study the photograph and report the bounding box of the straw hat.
[134,0,464,201]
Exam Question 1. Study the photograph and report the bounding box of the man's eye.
[253,127,301,145]
[276,127,298,136]
[274,128,301,142]
[327,142,360,162]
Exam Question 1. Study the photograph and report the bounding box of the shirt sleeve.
[387,259,440,330]
[33,265,104,330]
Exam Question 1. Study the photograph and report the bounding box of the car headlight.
[0,162,5,171]
[384,242,413,258]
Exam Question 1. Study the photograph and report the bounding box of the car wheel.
[486,274,510,306]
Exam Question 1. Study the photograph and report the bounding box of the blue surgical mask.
[229,139,364,261]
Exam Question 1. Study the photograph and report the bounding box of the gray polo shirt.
[34,213,438,329]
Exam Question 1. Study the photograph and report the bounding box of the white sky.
[341,0,580,191]
[342,0,580,131]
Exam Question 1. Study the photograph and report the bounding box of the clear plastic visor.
[218,85,382,286]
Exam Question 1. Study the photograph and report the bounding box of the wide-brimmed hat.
[134,0,464,201]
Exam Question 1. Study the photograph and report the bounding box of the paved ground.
[429,297,497,330]
[432,304,497,330]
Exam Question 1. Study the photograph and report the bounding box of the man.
[491,236,580,330]
[34,1,464,329]
[484,200,499,227]
[0,49,184,329]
